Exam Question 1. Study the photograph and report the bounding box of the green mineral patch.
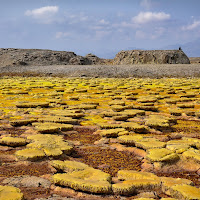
[48,110,85,118]
[37,116,78,124]
[98,123,122,129]
[113,179,161,195]
[0,185,24,200]
[166,139,195,152]
[165,99,179,104]
[182,149,200,163]
[168,109,183,116]
[160,176,193,193]
[113,115,129,121]
[10,119,37,126]
[146,148,179,162]
[196,112,200,118]
[15,134,73,160]
[69,104,97,110]
[118,135,166,150]
[0,136,27,147]
[145,115,176,131]
[137,97,157,103]
[183,137,200,150]
[112,181,136,195]
[177,103,195,108]
[16,101,49,108]
[52,167,112,194]
[15,148,46,161]
[169,184,200,200]
[32,122,73,133]
[118,135,144,145]
[122,109,146,117]
[109,100,125,106]
[121,122,147,133]
[101,111,122,117]
[111,105,125,112]
[97,128,127,138]
[113,170,161,195]
[50,160,90,173]
[135,139,166,150]
[117,170,160,181]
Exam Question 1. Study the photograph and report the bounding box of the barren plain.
[1,64,200,78]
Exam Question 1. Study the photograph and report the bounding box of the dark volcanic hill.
[0,48,190,67]
[113,50,190,64]
[0,48,107,67]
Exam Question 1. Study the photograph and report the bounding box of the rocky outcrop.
[0,48,106,67]
[0,48,77,66]
[113,50,190,64]
[85,53,105,64]
[0,48,191,67]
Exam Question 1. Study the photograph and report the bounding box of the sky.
[0,0,200,58]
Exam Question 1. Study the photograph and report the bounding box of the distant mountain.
[162,39,200,57]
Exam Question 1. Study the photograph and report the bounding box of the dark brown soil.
[74,146,141,177]
[64,126,101,144]
[0,162,52,178]
[64,126,142,177]
[156,171,200,187]
[19,187,50,200]
[0,126,26,136]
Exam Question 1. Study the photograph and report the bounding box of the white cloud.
[182,20,200,31]
[117,12,124,17]
[135,30,146,39]
[55,32,72,39]
[91,26,105,30]
[132,12,170,24]
[140,0,152,10]
[95,30,111,39]
[99,19,109,25]
[25,6,59,24]
[120,21,138,28]
[135,27,165,40]
[80,16,88,21]
[151,27,165,39]
[63,12,89,24]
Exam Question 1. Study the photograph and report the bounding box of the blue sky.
[0,0,200,58]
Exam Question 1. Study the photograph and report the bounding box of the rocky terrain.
[0,48,108,67]
[1,48,199,78]
[114,50,190,64]
[0,48,191,68]
[1,64,200,78]
[190,57,200,64]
